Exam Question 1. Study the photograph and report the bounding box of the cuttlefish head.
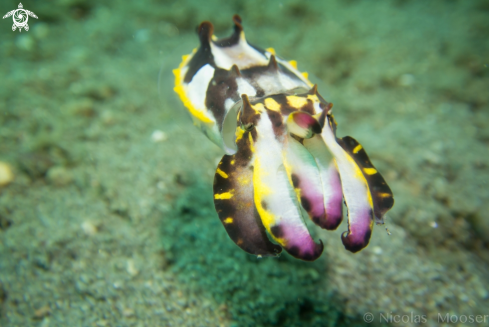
[236,84,332,140]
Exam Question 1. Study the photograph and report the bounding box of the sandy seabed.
[0,0,488,326]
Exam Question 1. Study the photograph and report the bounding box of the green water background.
[0,0,488,326]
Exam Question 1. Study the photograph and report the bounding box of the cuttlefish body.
[173,15,394,260]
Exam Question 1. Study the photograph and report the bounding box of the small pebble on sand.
[34,305,51,319]
[122,307,135,317]
[151,130,167,142]
[0,161,14,187]
[81,221,98,236]
[372,246,383,255]
[127,259,139,276]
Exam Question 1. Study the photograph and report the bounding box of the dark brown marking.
[290,134,304,144]
[341,228,372,253]
[319,101,333,112]
[287,245,300,257]
[270,225,284,238]
[285,240,324,261]
[184,22,216,83]
[205,67,240,128]
[291,174,299,188]
[328,114,338,135]
[308,84,318,96]
[213,15,243,47]
[300,99,315,115]
[300,196,311,212]
[267,55,279,72]
[265,109,284,139]
[241,94,255,124]
[312,215,322,225]
[363,228,372,244]
[317,109,327,128]
[234,129,256,167]
[323,215,342,230]
[301,84,333,113]
[239,64,304,98]
[230,64,241,77]
[240,95,263,129]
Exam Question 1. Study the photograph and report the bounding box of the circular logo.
[14,9,27,26]
[363,312,374,323]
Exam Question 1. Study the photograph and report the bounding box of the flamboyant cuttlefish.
[173,15,394,261]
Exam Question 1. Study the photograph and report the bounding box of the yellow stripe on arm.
[216,168,229,178]
[214,191,234,200]
[248,132,255,153]
[353,144,363,154]
[223,217,233,224]
[363,168,377,175]
[253,158,275,228]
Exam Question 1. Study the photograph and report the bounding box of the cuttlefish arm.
[336,136,394,224]
[253,146,324,261]
[282,135,328,229]
[283,91,344,231]
[302,135,344,230]
[213,125,282,257]
[286,111,344,230]
[317,111,394,252]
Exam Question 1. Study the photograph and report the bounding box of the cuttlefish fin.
[213,152,282,257]
[317,111,375,253]
[336,136,394,224]
[220,99,241,155]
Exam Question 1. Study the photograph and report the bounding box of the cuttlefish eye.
[241,122,254,131]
